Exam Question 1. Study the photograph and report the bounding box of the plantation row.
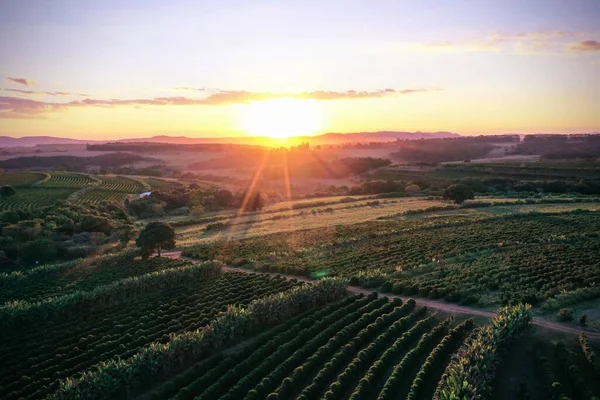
[533,333,600,399]
[96,176,147,193]
[132,299,534,400]
[146,295,446,400]
[184,212,600,275]
[0,188,75,211]
[0,172,151,210]
[0,268,299,400]
[35,172,98,189]
[0,253,184,304]
[51,278,348,400]
[71,176,148,204]
[381,237,600,307]
[74,189,130,204]
[184,211,600,308]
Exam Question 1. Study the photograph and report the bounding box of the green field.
[2,166,600,400]
[144,177,184,191]
[183,210,600,320]
[0,187,76,211]
[0,172,151,209]
[0,260,299,400]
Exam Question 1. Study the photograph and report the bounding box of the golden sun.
[239,98,324,140]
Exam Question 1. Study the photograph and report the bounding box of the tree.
[213,189,234,208]
[443,183,474,204]
[20,238,58,265]
[0,186,16,198]
[136,221,175,259]
[234,190,264,212]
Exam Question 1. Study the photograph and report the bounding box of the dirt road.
[162,251,600,340]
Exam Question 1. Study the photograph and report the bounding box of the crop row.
[35,172,98,189]
[74,189,130,204]
[382,237,600,306]
[185,212,599,276]
[52,278,348,400]
[143,293,478,400]
[0,188,76,211]
[184,211,600,308]
[0,271,298,400]
[0,255,189,304]
[535,334,600,399]
[96,176,146,193]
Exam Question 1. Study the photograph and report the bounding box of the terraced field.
[35,172,98,189]
[0,187,75,211]
[0,172,149,209]
[75,176,147,204]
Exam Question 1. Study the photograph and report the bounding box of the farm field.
[144,177,185,191]
[145,294,475,400]
[147,298,600,400]
[183,209,600,325]
[34,172,98,189]
[175,197,449,245]
[0,171,153,209]
[174,194,600,246]
[0,171,46,186]
[0,260,300,400]
[0,252,185,304]
[2,164,600,400]
[0,187,76,211]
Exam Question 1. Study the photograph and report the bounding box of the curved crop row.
[433,304,532,400]
[405,319,474,400]
[51,277,348,400]
[271,298,413,399]
[157,296,362,400]
[0,260,223,326]
[345,313,435,400]
[376,318,452,400]
[1,272,298,400]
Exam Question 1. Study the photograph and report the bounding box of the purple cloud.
[0,88,438,119]
[1,88,89,96]
[570,40,600,53]
[6,77,36,86]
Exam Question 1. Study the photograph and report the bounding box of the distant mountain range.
[0,131,460,148]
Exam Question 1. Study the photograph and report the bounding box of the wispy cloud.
[1,88,89,96]
[6,77,37,86]
[0,96,66,119]
[409,31,599,55]
[1,88,439,119]
[570,40,600,53]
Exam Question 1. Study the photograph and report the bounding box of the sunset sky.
[1,0,599,139]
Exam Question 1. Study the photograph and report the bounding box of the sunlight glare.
[239,98,324,139]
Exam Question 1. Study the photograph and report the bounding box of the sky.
[0,0,599,139]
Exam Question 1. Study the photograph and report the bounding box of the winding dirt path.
[161,251,600,340]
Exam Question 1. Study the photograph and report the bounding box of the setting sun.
[238,98,324,139]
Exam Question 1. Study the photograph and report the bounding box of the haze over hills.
[0,131,461,147]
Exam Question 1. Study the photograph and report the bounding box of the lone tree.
[443,183,474,204]
[235,190,264,212]
[136,221,175,259]
[0,186,16,198]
